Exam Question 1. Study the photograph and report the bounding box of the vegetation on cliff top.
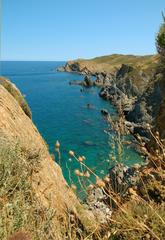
[156,15,165,138]
[82,54,158,68]
[67,54,159,74]
[0,77,32,119]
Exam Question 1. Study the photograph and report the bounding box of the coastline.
[57,54,162,141]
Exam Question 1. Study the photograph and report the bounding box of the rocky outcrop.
[59,53,164,139]
[0,78,99,237]
[97,62,164,137]
[58,61,93,75]
[69,75,94,87]
[58,54,158,76]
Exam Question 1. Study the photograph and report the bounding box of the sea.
[1,61,142,193]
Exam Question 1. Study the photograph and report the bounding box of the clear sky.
[1,0,165,60]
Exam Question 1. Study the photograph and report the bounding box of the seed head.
[96,178,105,188]
[141,146,148,153]
[78,156,83,162]
[137,135,141,140]
[146,123,150,129]
[128,188,137,196]
[104,175,110,183]
[69,150,75,157]
[74,169,80,176]
[79,172,84,177]
[156,131,159,136]
[55,140,60,149]
[83,171,90,178]
[156,149,159,154]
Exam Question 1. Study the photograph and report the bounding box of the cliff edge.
[0,77,98,239]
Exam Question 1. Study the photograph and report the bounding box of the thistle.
[69,150,75,157]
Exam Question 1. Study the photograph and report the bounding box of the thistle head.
[96,177,105,188]
[55,140,60,149]
[74,169,80,176]
[78,156,83,162]
[69,150,75,157]
[83,171,90,178]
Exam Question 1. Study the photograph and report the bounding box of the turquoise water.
[1,61,142,190]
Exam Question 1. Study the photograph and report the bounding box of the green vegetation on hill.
[88,54,157,65]
[76,54,159,71]
[0,140,55,240]
[155,15,165,138]
[64,54,159,78]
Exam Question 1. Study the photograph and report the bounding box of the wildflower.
[74,169,80,176]
[55,140,60,149]
[78,156,83,162]
[69,150,74,157]
[83,171,90,178]
[96,177,105,188]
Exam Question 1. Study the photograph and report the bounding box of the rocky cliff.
[58,54,158,76]
[0,77,98,239]
[59,53,165,139]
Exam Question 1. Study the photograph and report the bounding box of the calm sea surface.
[1,61,142,191]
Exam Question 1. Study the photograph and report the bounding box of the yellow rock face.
[0,79,99,237]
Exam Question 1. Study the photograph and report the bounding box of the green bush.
[156,14,165,56]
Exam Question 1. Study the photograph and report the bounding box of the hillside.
[59,51,165,140]
[59,54,159,75]
[0,77,98,239]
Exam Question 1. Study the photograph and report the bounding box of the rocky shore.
[58,54,165,140]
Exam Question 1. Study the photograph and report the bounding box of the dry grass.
[0,139,58,240]
[65,119,165,239]
[0,137,102,240]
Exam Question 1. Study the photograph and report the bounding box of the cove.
[1,61,143,191]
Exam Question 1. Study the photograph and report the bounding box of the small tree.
[156,12,165,56]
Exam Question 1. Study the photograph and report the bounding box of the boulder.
[108,163,140,196]
[83,75,93,87]
[101,108,109,116]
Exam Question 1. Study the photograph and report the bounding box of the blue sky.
[1,0,165,60]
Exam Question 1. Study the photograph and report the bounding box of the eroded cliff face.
[58,54,158,76]
[59,54,165,140]
[0,78,98,239]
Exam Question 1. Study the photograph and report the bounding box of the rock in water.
[83,75,93,87]
[101,108,109,116]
